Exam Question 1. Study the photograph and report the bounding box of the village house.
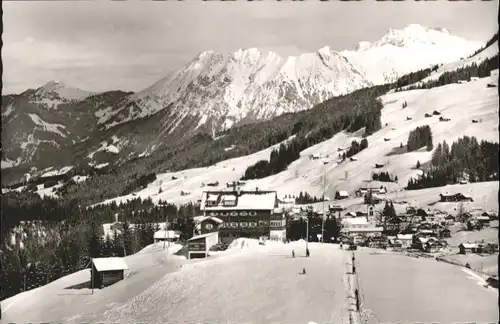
[355,187,379,197]
[439,193,473,202]
[153,230,181,243]
[336,191,349,200]
[459,243,479,254]
[482,211,498,220]
[425,240,445,253]
[193,216,223,235]
[475,216,491,227]
[439,228,451,238]
[187,232,219,259]
[444,214,456,223]
[91,257,128,288]
[199,184,284,243]
[367,236,387,249]
[396,234,414,249]
[344,211,357,218]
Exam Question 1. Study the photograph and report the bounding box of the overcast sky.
[2,1,498,94]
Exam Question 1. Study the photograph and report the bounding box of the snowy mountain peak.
[355,41,372,51]
[102,25,483,135]
[317,46,333,56]
[36,80,93,101]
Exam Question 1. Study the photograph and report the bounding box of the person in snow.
[340,243,343,250]
[306,248,310,257]
[292,249,295,258]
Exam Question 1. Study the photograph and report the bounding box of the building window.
[271,221,282,228]
[230,222,239,228]
[220,212,229,216]
[209,212,217,216]
[206,224,213,230]
[259,220,269,226]
[249,211,257,216]
[230,211,238,216]
[223,201,236,207]
[240,211,248,216]
[249,222,257,227]
[240,222,248,228]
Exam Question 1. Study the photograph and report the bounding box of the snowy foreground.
[2,240,498,323]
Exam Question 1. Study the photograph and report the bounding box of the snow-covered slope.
[2,240,497,323]
[94,74,499,211]
[98,25,481,135]
[413,39,498,86]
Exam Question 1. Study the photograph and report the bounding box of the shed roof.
[397,234,413,240]
[459,243,479,249]
[188,232,218,241]
[92,257,128,272]
[338,191,349,197]
[154,230,180,239]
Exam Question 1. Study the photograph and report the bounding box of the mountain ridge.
[1,25,486,176]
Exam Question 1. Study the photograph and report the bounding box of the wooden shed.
[91,257,128,288]
[187,232,219,259]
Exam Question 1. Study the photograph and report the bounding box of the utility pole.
[163,211,168,250]
[321,160,329,243]
[91,259,94,295]
[305,215,309,251]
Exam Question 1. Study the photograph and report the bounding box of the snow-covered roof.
[153,230,180,239]
[475,216,490,221]
[194,216,223,224]
[92,257,128,272]
[338,191,349,197]
[345,227,383,233]
[342,218,368,226]
[397,234,413,240]
[188,232,218,241]
[201,191,277,211]
[460,243,479,249]
[206,194,219,202]
[222,195,237,201]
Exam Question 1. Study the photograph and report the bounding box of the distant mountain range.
[1,24,484,175]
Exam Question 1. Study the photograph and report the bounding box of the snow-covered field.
[306,181,499,216]
[2,240,497,323]
[356,249,498,324]
[0,243,184,323]
[94,75,499,210]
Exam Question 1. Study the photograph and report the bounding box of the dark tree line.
[286,212,340,242]
[372,172,397,182]
[294,191,325,205]
[468,32,498,58]
[394,66,436,91]
[344,139,369,159]
[407,125,433,152]
[406,136,499,190]
[403,54,499,91]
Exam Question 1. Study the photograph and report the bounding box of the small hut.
[91,257,128,288]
